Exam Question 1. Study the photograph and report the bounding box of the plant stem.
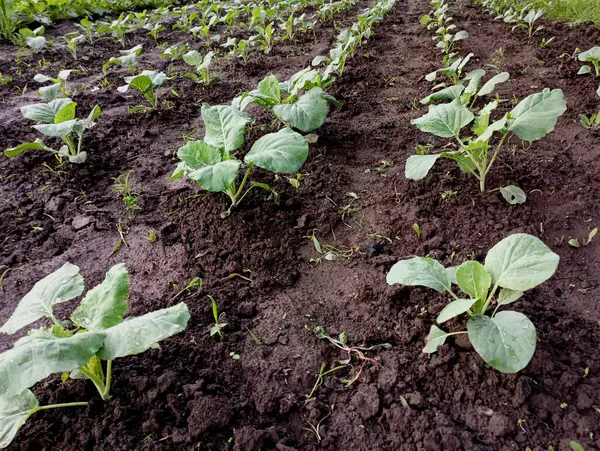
[26,401,88,420]
[481,131,510,189]
[78,366,108,400]
[480,283,499,315]
[102,360,113,400]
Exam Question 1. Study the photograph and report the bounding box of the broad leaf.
[39,83,61,101]
[464,69,486,96]
[420,85,465,104]
[578,47,600,63]
[497,288,524,306]
[98,303,190,360]
[405,154,441,180]
[423,325,448,353]
[33,120,78,137]
[467,311,536,373]
[54,102,77,123]
[506,89,567,141]
[0,331,105,397]
[71,264,129,331]
[456,261,491,301]
[412,100,474,138]
[244,127,309,173]
[129,75,152,94]
[4,139,48,158]
[273,88,328,132]
[182,50,203,68]
[0,390,38,449]
[477,72,510,97]
[0,263,84,335]
[387,257,451,293]
[484,233,559,291]
[21,98,74,123]
[188,160,241,192]
[436,298,478,323]
[26,36,46,50]
[257,74,281,103]
[201,104,251,152]
[500,185,526,205]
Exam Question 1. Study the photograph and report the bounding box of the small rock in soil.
[365,242,383,258]
[72,215,93,230]
[46,196,66,214]
[238,301,256,317]
[351,385,380,420]
[487,413,514,437]
[284,268,299,285]
[576,391,593,410]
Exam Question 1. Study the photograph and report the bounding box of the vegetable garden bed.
[0,0,599,449]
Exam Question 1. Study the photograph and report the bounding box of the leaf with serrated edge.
[500,185,526,205]
[497,288,524,306]
[0,263,84,334]
[506,89,567,141]
[201,104,251,152]
[412,100,474,138]
[273,88,328,132]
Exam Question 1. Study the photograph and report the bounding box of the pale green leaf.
[436,298,478,323]
[456,261,491,300]
[500,185,526,205]
[201,104,251,152]
[420,85,464,104]
[273,87,328,132]
[506,89,567,141]
[423,325,448,353]
[412,100,474,138]
[477,72,510,97]
[497,288,524,306]
[0,331,105,397]
[98,303,190,360]
[71,264,130,331]
[0,390,39,449]
[0,263,84,335]
[405,154,441,180]
[21,98,74,123]
[244,127,309,173]
[484,233,559,291]
[467,311,536,373]
[33,120,77,137]
[387,257,451,293]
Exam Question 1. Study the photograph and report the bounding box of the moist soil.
[1,0,600,450]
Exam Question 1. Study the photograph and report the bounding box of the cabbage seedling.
[183,50,223,85]
[406,88,566,192]
[19,26,46,51]
[233,68,338,133]
[117,70,170,109]
[103,44,143,73]
[171,103,310,217]
[577,47,600,96]
[34,69,79,101]
[5,98,101,163]
[0,263,190,448]
[387,233,559,373]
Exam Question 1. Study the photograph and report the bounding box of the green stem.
[454,137,482,181]
[233,165,254,203]
[102,360,113,399]
[480,283,499,316]
[482,131,510,180]
[78,366,108,400]
[26,401,88,421]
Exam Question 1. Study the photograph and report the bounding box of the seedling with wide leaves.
[577,47,600,96]
[387,233,559,373]
[183,50,223,85]
[0,263,190,448]
[406,88,566,192]
[117,70,170,109]
[5,98,100,163]
[171,103,311,217]
[103,44,143,73]
[233,68,338,133]
[34,69,79,101]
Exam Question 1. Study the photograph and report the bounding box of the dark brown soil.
[1,1,600,450]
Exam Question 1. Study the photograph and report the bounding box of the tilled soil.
[1,0,599,450]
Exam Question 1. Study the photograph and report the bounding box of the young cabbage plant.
[256,22,274,54]
[97,13,132,47]
[387,233,559,373]
[34,69,79,101]
[0,263,190,449]
[406,88,566,192]
[420,68,510,107]
[160,43,191,61]
[103,44,143,73]
[232,68,338,133]
[183,50,223,85]
[577,47,600,96]
[171,103,310,217]
[425,53,474,85]
[5,98,101,163]
[60,32,85,61]
[19,26,46,51]
[117,70,170,109]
